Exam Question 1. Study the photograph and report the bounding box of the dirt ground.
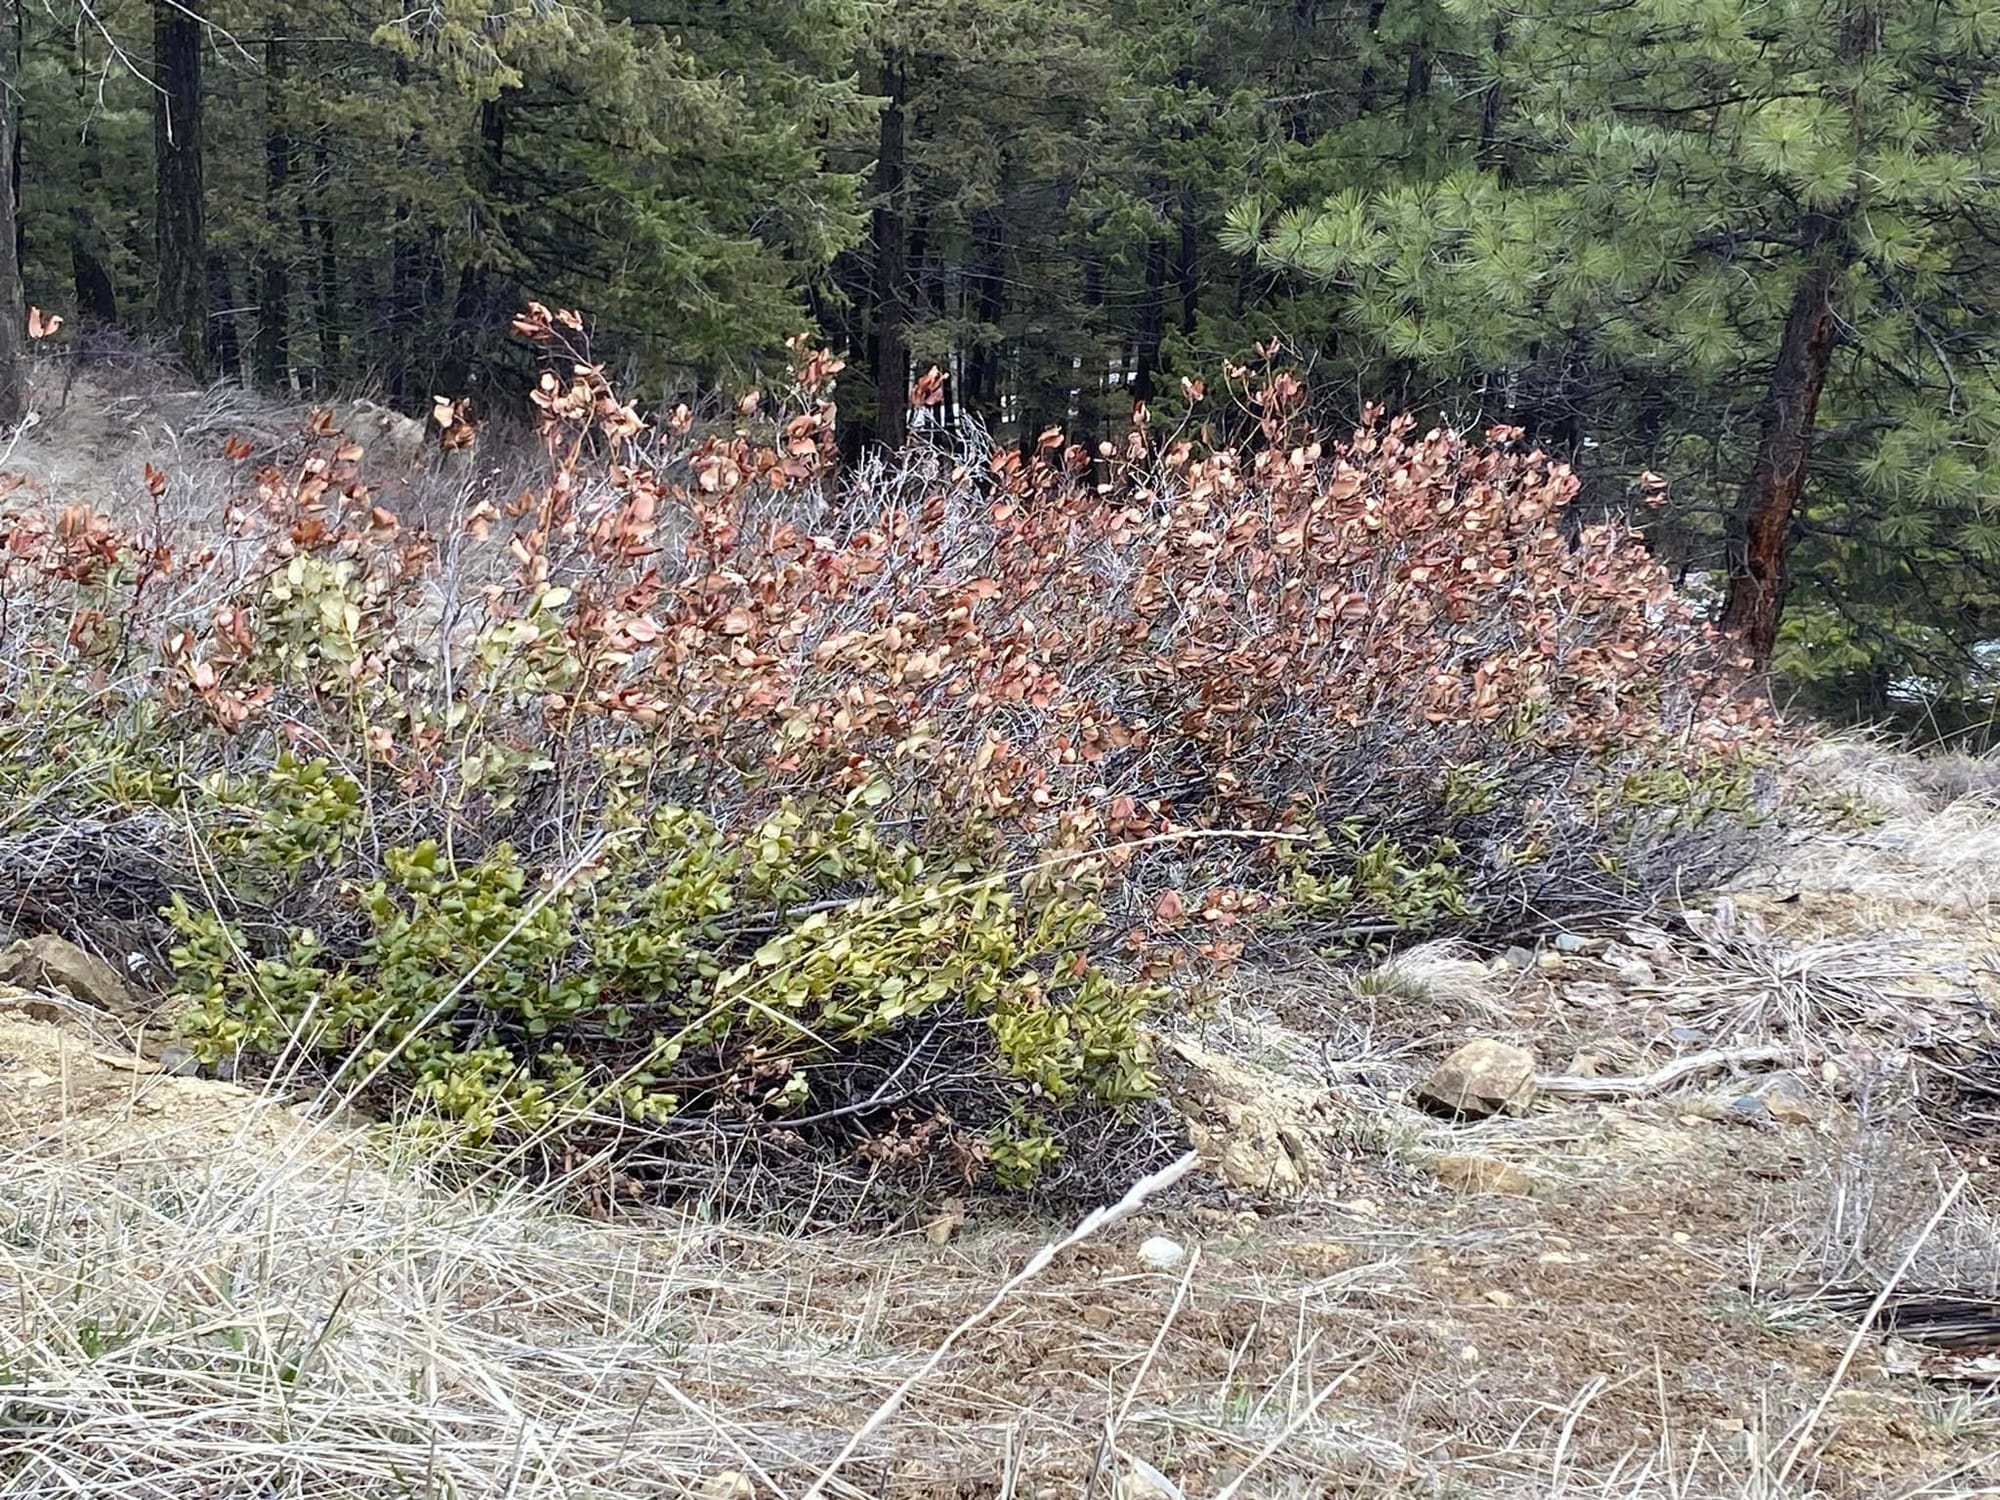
[3,742,1998,1499]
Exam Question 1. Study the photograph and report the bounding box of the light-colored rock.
[1752,1072,1819,1127]
[1415,1039,1537,1118]
[1166,1037,1330,1198]
[0,935,137,1015]
[1433,1154,1535,1196]
[1139,1235,1186,1270]
[699,1473,754,1500]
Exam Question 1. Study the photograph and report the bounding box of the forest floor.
[0,368,1996,1497]
[3,744,1999,1499]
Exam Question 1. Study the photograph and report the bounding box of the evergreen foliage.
[2,0,2000,710]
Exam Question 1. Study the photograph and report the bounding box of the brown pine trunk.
[153,1,206,377]
[0,8,23,427]
[1719,228,1844,663]
[255,32,289,387]
[869,54,909,451]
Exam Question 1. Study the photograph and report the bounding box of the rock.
[1752,1072,1819,1127]
[922,1198,965,1245]
[1433,1154,1535,1196]
[1117,1458,1184,1500]
[1719,1095,1775,1128]
[1139,1235,1186,1270]
[1166,1038,1330,1197]
[1500,945,1537,972]
[698,1473,754,1500]
[1415,1039,1537,1119]
[0,935,137,1015]
[1481,1289,1517,1307]
[1612,957,1658,987]
[1553,932,1603,955]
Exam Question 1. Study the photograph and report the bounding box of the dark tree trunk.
[869,54,909,451]
[307,134,341,383]
[0,11,23,426]
[67,29,116,326]
[1357,0,1390,112]
[1175,194,1199,336]
[964,208,1006,430]
[152,0,207,377]
[205,253,240,377]
[1133,236,1168,404]
[255,33,290,387]
[1719,229,1844,664]
[441,97,507,395]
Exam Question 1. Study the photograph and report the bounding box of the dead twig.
[1535,1044,1791,1099]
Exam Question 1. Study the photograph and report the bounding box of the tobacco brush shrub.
[0,306,1785,1208]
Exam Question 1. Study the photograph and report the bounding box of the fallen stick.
[801,1149,1201,1500]
[1535,1043,1790,1099]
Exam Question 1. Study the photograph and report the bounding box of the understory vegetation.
[0,312,1787,1204]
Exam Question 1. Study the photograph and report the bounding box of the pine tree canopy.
[4,0,2000,719]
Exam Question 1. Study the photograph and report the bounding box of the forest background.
[1,0,1998,724]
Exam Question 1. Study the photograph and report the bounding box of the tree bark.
[869,53,909,451]
[0,4,24,427]
[153,1,206,377]
[1132,235,1167,403]
[1719,229,1844,663]
[255,32,289,387]
[307,133,341,383]
[205,253,240,377]
[963,208,1005,430]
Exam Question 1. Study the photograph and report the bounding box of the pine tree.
[1239,0,2000,687]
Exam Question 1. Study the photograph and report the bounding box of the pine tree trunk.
[1133,236,1167,403]
[0,3,24,428]
[255,33,289,387]
[1719,229,1843,664]
[869,54,909,451]
[307,134,341,384]
[205,254,240,378]
[964,209,1005,429]
[153,1,206,377]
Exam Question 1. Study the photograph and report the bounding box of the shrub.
[0,307,1782,1206]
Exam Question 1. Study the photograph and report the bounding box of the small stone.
[1117,1460,1183,1500]
[1415,1039,1538,1119]
[1501,946,1536,971]
[1081,1302,1116,1329]
[0,936,137,1015]
[922,1198,965,1245]
[1613,958,1657,987]
[699,1473,754,1500]
[1433,1154,1535,1196]
[1287,1241,1354,1273]
[1536,951,1565,971]
[1721,1095,1775,1128]
[1482,1289,1516,1308]
[1553,932,1591,954]
[156,1045,199,1077]
[1752,1073,1818,1127]
[1138,1236,1186,1270]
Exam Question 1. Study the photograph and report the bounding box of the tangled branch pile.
[0,309,1781,1203]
